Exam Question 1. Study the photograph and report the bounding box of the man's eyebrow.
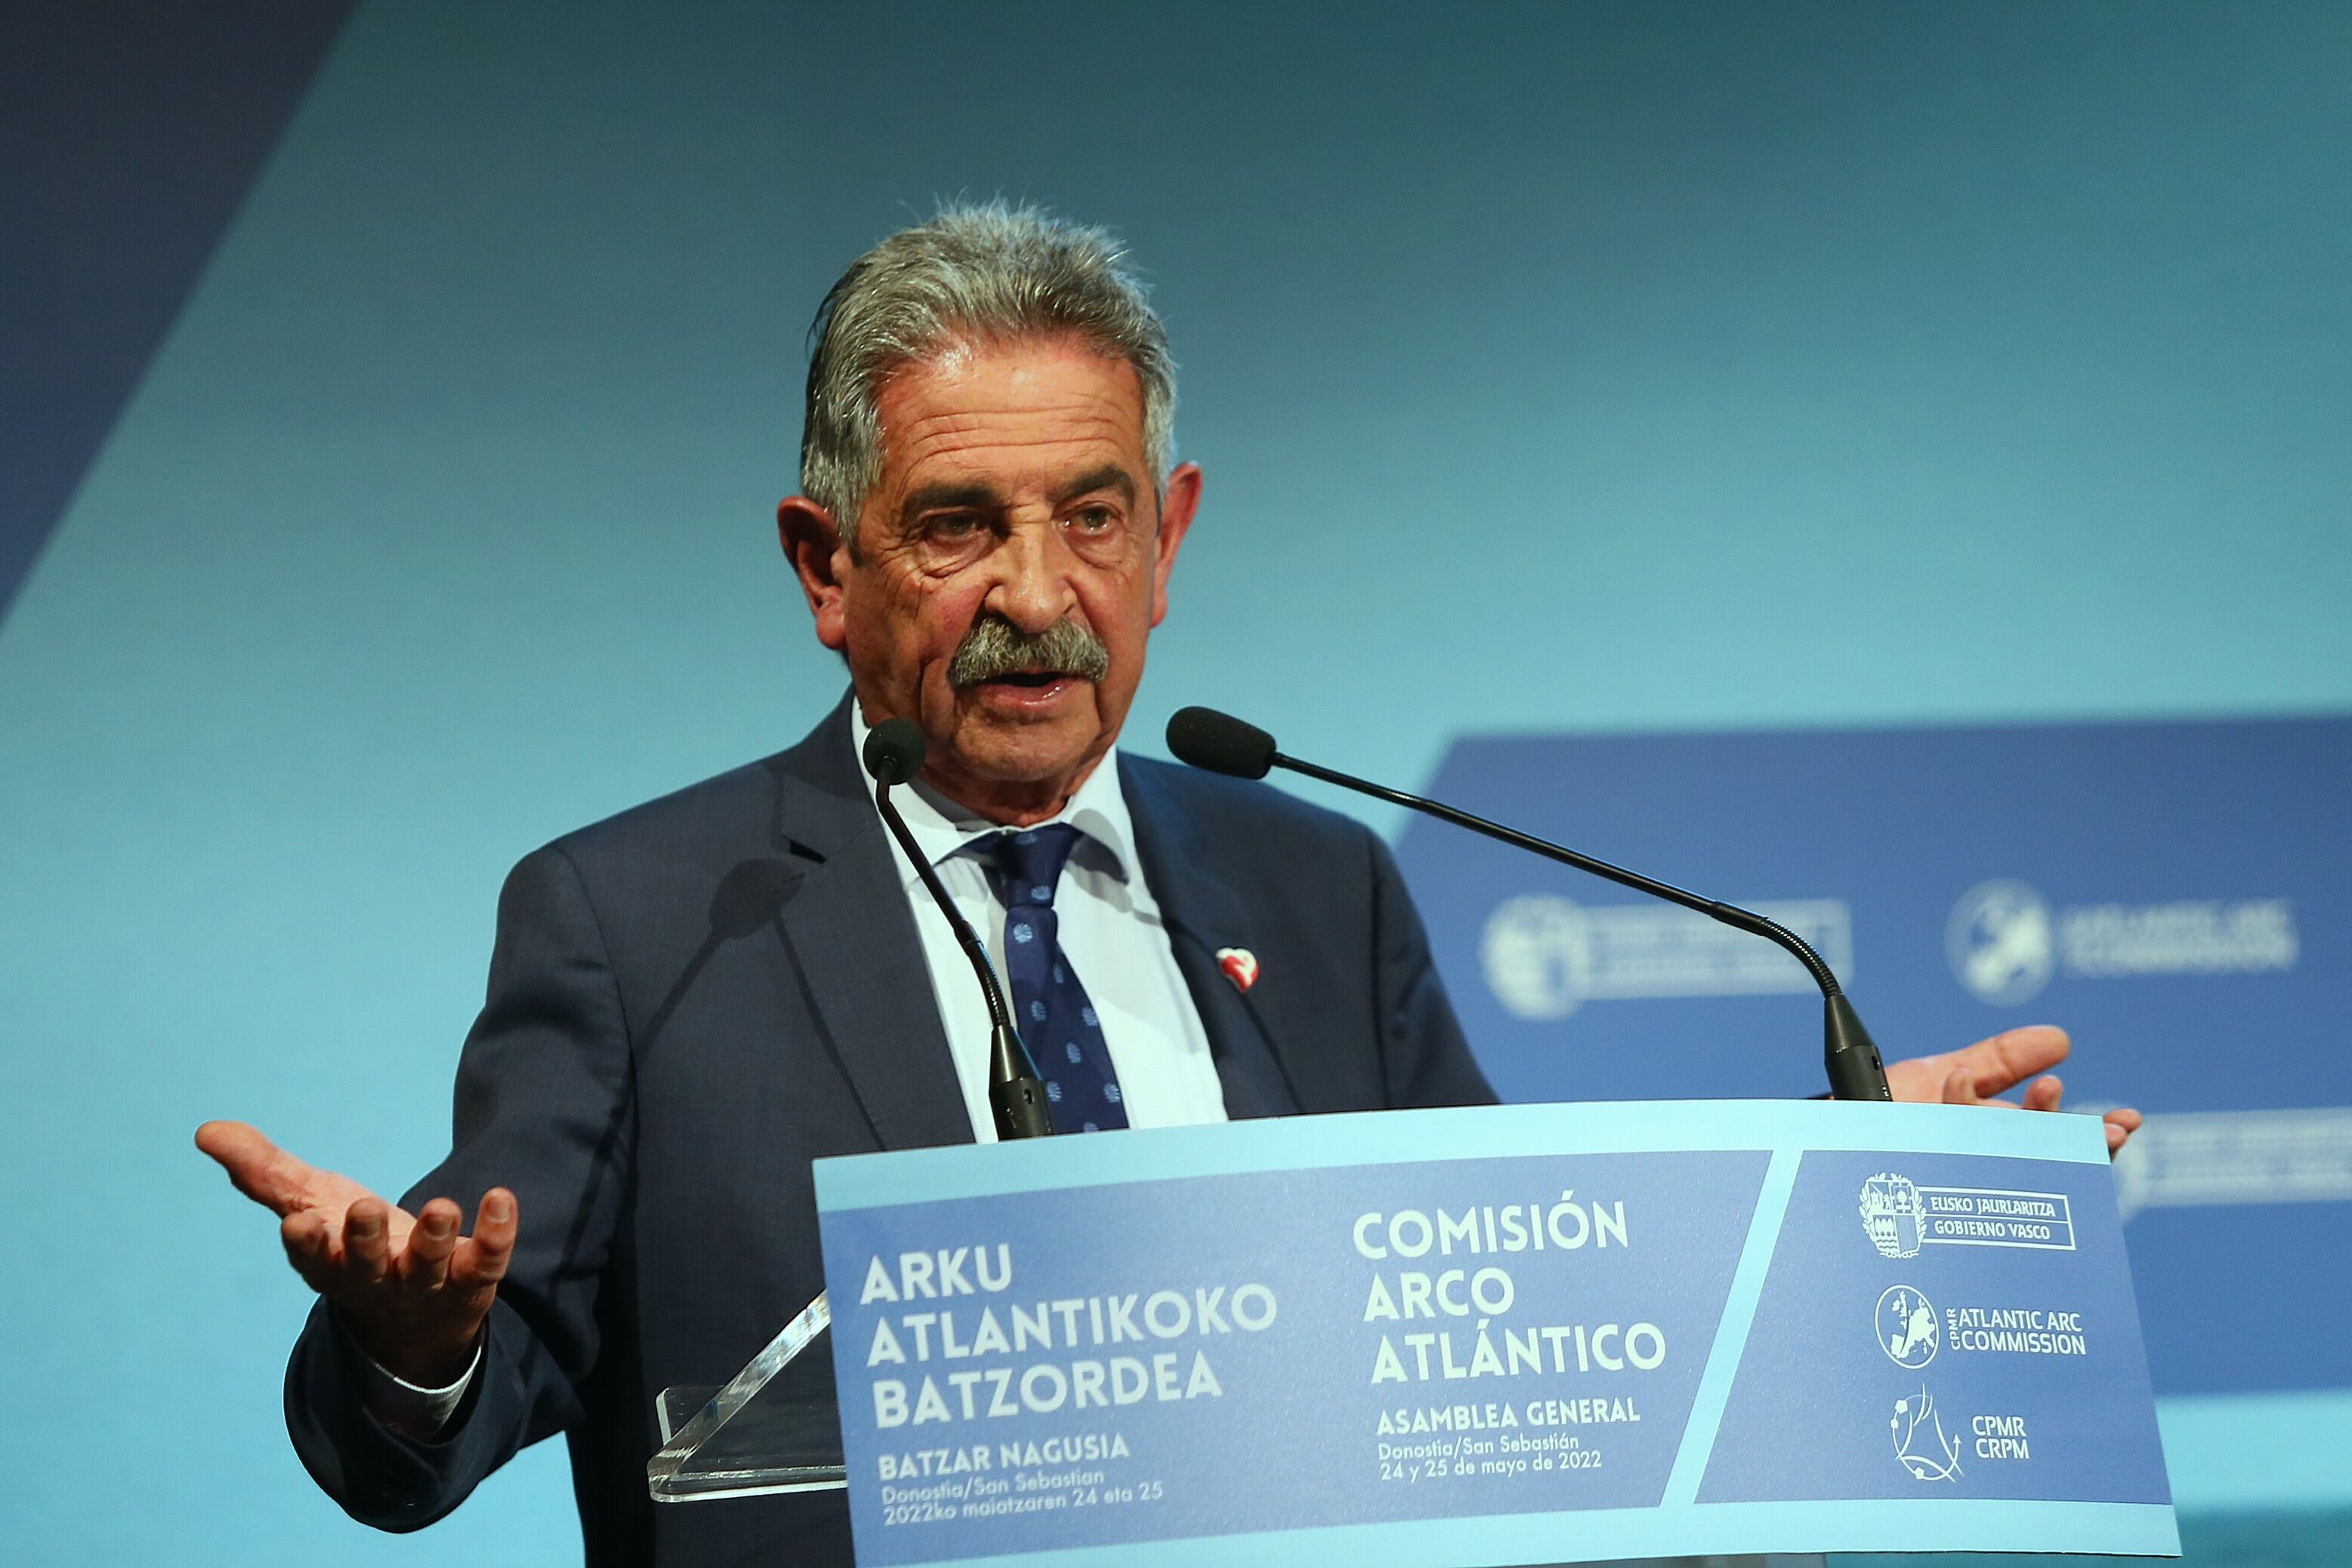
[1052,465,1137,508]
[897,482,1003,524]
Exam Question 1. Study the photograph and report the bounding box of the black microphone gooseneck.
[862,718,1055,1140]
[1164,706,1893,1103]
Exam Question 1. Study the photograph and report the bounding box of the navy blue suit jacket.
[285,695,1494,1565]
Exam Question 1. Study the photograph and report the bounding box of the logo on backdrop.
[1946,880,2056,1005]
[1946,878,2299,1006]
[1481,894,1851,1020]
[1877,1286,1940,1369]
[1860,1171,2076,1256]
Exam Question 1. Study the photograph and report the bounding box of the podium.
[649,1100,2176,1565]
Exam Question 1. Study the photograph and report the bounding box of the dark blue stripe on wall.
[0,0,356,622]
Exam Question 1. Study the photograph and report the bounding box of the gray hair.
[799,202,1178,554]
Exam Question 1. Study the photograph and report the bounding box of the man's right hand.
[196,1120,517,1387]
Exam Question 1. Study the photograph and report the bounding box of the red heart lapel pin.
[1216,946,1259,993]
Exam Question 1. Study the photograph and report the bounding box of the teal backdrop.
[2,2,2347,1562]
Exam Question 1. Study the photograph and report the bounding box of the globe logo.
[1860,1171,1928,1259]
[1876,1285,1939,1369]
[1946,879,2055,1005]
[1480,895,1594,1020]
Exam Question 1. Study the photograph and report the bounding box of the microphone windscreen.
[863,718,928,786]
[1166,706,1276,779]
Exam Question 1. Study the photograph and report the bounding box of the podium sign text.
[813,1101,2175,1566]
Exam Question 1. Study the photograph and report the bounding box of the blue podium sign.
[813,1102,2175,1566]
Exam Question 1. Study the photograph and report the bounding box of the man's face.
[785,335,1199,818]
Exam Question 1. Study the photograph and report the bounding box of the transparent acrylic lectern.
[645,1292,847,1501]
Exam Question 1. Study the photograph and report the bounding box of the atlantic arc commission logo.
[1860,1171,1928,1259]
[1876,1285,1938,1369]
[1946,878,2055,1005]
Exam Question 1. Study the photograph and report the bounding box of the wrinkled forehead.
[871,336,1150,498]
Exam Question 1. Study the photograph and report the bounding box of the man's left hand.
[1884,1025,2142,1157]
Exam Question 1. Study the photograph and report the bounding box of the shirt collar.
[848,702,1136,887]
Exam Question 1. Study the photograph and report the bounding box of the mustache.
[947,616,1112,688]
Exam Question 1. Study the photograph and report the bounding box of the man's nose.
[986,523,1078,633]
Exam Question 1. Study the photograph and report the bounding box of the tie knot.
[980,823,1082,909]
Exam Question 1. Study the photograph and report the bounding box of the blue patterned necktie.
[973,824,1128,1134]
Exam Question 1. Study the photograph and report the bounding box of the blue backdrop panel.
[1393,717,2350,1398]
[0,0,354,618]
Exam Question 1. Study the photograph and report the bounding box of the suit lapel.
[1121,758,1303,1121]
[767,697,973,1153]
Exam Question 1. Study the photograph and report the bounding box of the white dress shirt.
[360,707,1230,1434]
[850,703,1229,1141]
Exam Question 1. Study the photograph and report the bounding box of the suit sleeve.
[284,841,636,1529]
[1366,829,1499,1110]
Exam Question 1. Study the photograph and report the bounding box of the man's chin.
[945,683,1110,784]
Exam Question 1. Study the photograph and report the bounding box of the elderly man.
[198,205,2137,1566]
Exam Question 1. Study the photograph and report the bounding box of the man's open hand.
[1882,1026,2143,1156]
[194,1120,516,1385]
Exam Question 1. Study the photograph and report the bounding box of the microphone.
[1165,706,1893,1102]
[862,718,1054,1140]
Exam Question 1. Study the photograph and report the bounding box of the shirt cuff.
[335,1313,483,1440]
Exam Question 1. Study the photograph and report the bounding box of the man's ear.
[779,496,853,651]
[1148,462,1202,628]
